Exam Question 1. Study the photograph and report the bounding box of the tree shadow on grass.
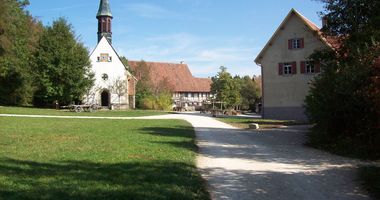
[139,126,199,153]
[0,158,209,200]
[140,126,195,139]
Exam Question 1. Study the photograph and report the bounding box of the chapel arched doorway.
[101,90,110,107]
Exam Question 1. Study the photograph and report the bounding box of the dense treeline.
[0,0,93,107]
[0,0,42,105]
[305,0,380,158]
[211,66,261,111]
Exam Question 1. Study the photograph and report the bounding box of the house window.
[283,63,293,75]
[288,38,304,49]
[279,62,297,75]
[306,61,315,74]
[301,61,321,74]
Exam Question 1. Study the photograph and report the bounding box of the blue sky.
[27,0,325,77]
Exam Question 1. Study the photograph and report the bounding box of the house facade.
[128,61,212,110]
[255,9,335,121]
[84,0,136,109]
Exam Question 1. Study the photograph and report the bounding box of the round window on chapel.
[102,73,109,81]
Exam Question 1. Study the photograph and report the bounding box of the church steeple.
[97,0,113,44]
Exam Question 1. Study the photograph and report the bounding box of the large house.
[84,0,136,109]
[128,61,212,110]
[255,9,337,121]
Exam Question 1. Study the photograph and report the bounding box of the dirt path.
[0,113,372,200]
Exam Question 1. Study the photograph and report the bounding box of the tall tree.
[33,18,94,106]
[239,75,260,110]
[211,66,241,109]
[305,0,380,158]
[130,60,153,108]
[0,0,43,105]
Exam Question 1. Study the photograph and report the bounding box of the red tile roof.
[297,11,342,50]
[128,61,212,93]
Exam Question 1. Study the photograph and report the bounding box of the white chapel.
[85,0,136,109]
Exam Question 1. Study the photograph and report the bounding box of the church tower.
[97,0,113,44]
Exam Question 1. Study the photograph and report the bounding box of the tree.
[33,18,94,106]
[305,0,380,158]
[120,56,129,70]
[239,76,260,110]
[111,76,128,109]
[131,60,153,108]
[211,66,241,109]
[0,0,43,105]
[127,60,174,110]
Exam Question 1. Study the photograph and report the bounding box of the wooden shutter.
[300,61,306,74]
[292,62,297,74]
[288,39,293,49]
[279,63,284,75]
[300,38,305,48]
[315,62,321,73]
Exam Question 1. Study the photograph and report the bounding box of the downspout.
[256,62,264,119]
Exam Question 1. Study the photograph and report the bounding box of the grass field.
[217,117,309,129]
[0,106,167,117]
[0,117,209,200]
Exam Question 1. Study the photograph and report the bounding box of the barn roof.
[128,61,212,93]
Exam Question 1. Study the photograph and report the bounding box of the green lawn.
[217,117,309,129]
[0,106,166,117]
[0,117,209,200]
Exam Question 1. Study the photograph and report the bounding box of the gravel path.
[0,113,373,200]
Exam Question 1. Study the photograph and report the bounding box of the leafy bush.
[305,0,380,159]
[141,93,172,111]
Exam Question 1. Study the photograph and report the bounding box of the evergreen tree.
[33,18,94,106]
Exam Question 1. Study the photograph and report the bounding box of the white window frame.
[292,38,301,49]
[306,61,315,74]
[283,63,293,75]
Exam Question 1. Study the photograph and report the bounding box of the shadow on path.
[195,125,370,200]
